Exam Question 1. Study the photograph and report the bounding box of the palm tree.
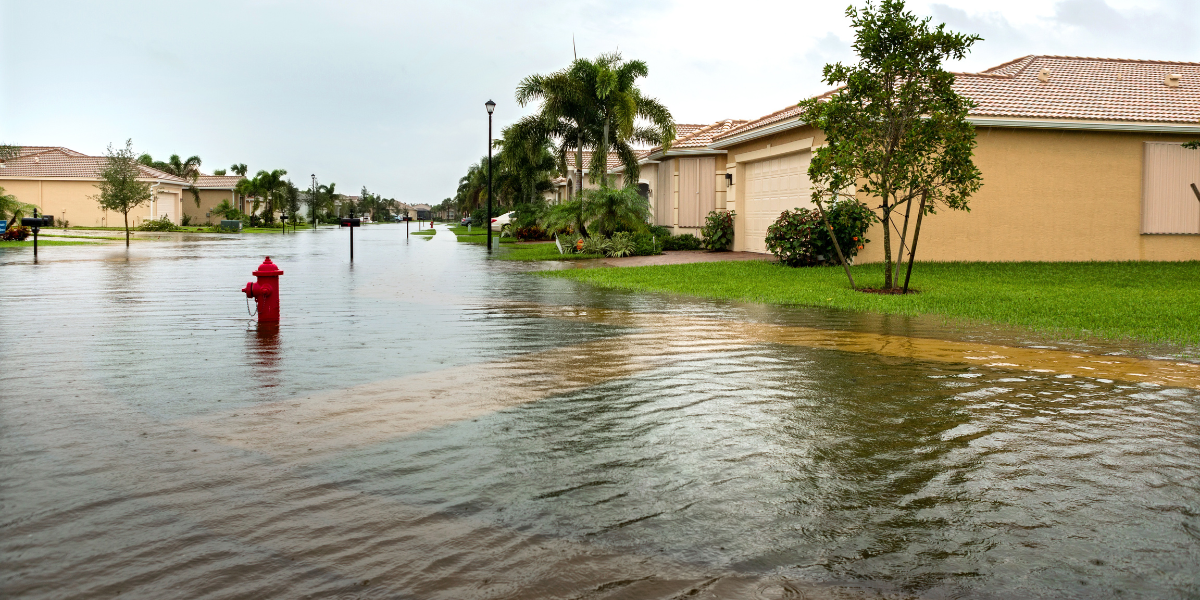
[0,186,37,232]
[163,155,203,206]
[254,169,288,223]
[584,187,651,236]
[319,182,340,219]
[235,177,258,217]
[230,163,248,176]
[573,53,674,188]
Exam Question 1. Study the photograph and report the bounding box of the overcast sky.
[1,0,1195,202]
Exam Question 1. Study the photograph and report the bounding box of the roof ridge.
[980,54,1035,75]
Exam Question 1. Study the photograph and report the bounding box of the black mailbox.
[22,216,52,228]
[340,217,361,227]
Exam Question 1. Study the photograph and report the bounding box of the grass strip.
[495,242,603,261]
[1,240,101,247]
[540,260,1200,345]
[413,228,436,236]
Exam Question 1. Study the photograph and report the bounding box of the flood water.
[2,225,1198,599]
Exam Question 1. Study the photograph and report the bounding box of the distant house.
[709,55,1200,260]
[612,120,747,236]
[184,175,246,225]
[410,204,432,220]
[544,151,633,204]
[0,146,189,227]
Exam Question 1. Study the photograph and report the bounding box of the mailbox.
[21,216,52,228]
[340,217,361,227]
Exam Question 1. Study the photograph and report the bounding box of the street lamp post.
[485,99,495,253]
[311,174,318,227]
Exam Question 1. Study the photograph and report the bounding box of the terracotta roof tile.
[194,175,246,188]
[564,151,625,171]
[0,147,187,182]
[647,119,749,154]
[716,55,1200,141]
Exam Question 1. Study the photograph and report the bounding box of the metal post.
[311,174,318,227]
[32,208,39,260]
[486,100,494,253]
[350,212,354,262]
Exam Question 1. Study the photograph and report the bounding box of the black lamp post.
[485,99,495,253]
[311,174,318,227]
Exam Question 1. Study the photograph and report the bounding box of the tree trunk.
[576,134,584,201]
[601,115,610,189]
[881,194,894,289]
[815,197,855,289]
[902,191,928,294]
[893,191,914,285]
[123,211,130,247]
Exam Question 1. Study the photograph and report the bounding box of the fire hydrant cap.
[252,256,284,277]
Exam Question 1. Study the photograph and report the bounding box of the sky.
[1,0,1196,203]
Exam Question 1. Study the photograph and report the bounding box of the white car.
[490,211,516,232]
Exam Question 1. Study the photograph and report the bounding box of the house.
[615,120,747,236]
[184,175,247,225]
[711,55,1200,261]
[0,146,189,227]
[545,151,630,203]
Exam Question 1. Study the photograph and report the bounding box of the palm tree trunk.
[601,114,610,189]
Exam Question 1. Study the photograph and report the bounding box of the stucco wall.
[183,189,237,225]
[0,178,183,227]
[725,124,1200,261]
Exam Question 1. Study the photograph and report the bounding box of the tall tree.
[798,0,982,291]
[254,169,288,223]
[573,53,674,188]
[94,140,154,247]
[137,153,203,205]
[319,182,340,219]
[230,163,248,176]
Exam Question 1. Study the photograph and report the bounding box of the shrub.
[607,232,635,257]
[661,233,701,251]
[138,216,180,232]
[2,225,31,241]
[181,214,193,226]
[515,224,548,241]
[580,234,610,255]
[630,232,661,256]
[700,210,735,251]
[764,200,874,267]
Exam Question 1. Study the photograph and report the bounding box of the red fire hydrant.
[242,256,284,323]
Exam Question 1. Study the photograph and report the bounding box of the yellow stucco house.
[614,120,747,236]
[708,55,1200,261]
[0,146,193,228]
[185,175,247,225]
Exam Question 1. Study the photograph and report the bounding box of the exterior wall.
[183,188,237,225]
[725,123,1200,261]
[0,178,185,227]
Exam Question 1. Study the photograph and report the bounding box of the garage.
[742,151,812,253]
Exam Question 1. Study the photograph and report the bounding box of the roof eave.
[968,116,1200,134]
[711,118,807,149]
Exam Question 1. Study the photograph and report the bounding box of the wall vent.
[1165,73,1181,87]
[1037,68,1051,83]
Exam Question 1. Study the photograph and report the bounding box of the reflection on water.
[1,226,1198,599]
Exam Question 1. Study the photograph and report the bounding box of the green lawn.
[1,239,101,247]
[540,260,1200,345]
[496,242,603,261]
[413,227,436,236]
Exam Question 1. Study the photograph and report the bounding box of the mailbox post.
[340,211,361,261]
[21,209,53,260]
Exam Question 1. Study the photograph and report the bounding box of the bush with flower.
[764,199,874,267]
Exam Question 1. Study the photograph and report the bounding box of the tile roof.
[674,123,708,138]
[716,55,1200,141]
[646,119,749,154]
[564,151,625,171]
[0,147,188,182]
[195,175,246,188]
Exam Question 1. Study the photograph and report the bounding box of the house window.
[1143,142,1200,234]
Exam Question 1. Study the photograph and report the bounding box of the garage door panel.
[743,151,812,253]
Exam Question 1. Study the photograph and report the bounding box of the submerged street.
[2,225,1198,599]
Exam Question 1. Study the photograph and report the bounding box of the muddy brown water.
[1,225,1198,599]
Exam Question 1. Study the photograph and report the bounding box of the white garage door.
[743,151,812,253]
[156,191,177,224]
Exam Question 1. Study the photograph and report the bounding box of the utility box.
[220,220,243,231]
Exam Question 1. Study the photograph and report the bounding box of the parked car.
[490,211,516,232]
[460,216,473,226]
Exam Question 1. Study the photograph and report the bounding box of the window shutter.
[1143,142,1200,234]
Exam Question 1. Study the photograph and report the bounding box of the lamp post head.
[485,100,496,115]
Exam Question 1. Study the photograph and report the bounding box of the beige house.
[710,55,1200,261]
[614,120,747,235]
[0,146,189,227]
[183,175,246,225]
[545,151,630,203]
